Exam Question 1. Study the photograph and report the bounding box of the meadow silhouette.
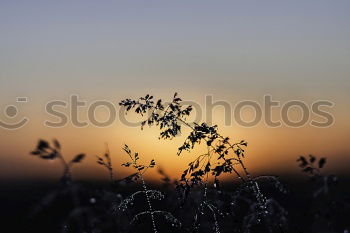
[0,93,343,233]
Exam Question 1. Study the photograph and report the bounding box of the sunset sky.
[1,0,350,182]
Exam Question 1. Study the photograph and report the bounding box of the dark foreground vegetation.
[1,93,349,233]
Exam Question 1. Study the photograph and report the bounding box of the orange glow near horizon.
[1,94,349,183]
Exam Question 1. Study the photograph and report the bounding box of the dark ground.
[1,176,349,233]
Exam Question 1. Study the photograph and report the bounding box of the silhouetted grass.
[8,93,348,233]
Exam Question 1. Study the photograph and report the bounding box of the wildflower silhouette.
[118,145,181,233]
[119,93,273,221]
[24,94,350,233]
